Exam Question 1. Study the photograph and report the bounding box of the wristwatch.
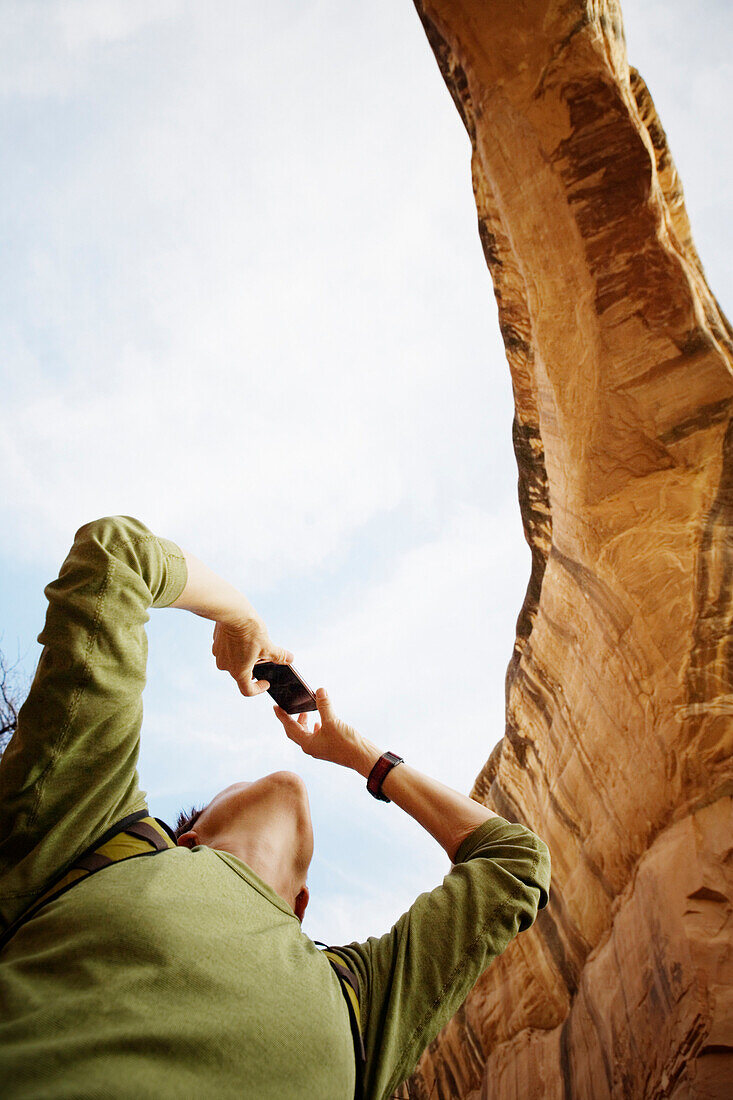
[367,751,404,802]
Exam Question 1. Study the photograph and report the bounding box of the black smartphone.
[253,662,318,715]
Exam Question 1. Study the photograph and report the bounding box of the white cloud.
[295,505,526,786]
[55,0,183,51]
[622,0,733,301]
[0,0,509,588]
[0,0,183,99]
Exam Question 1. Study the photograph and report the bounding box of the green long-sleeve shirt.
[0,517,550,1100]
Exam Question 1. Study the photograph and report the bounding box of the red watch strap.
[367,752,404,802]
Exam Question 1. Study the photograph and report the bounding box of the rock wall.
[401,2,733,1096]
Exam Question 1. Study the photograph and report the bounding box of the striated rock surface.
[400,2,733,1097]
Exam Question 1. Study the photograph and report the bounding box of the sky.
[1,0,730,945]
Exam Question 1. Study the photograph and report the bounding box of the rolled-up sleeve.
[0,517,187,930]
[333,816,550,1100]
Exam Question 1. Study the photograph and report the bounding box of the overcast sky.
[1,0,730,944]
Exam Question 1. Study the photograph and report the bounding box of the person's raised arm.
[274,688,498,861]
[0,517,291,933]
[170,549,293,696]
[274,689,550,1100]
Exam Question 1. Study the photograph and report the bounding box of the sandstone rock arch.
[401,2,733,1096]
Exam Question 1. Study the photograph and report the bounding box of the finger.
[297,712,309,728]
[315,687,335,722]
[314,722,321,735]
[238,659,261,694]
[274,705,307,744]
[238,677,269,698]
[264,643,295,665]
[274,704,301,729]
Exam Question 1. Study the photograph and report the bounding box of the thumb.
[316,687,335,722]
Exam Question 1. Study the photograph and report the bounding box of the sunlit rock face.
[400,1,733,1096]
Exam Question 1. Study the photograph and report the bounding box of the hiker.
[0,515,550,1099]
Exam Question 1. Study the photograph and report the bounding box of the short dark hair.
[174,804,205,840]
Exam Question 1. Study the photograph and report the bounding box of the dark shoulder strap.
[0,813,175,954]
[321,946,366,1100]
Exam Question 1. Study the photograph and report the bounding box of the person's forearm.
[272,691,496,856]
[170,550,292,694]
[349,738,499,863]
[170,550,260,626]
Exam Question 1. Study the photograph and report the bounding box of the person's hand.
[212,618,293,698]
[273,689,375,771]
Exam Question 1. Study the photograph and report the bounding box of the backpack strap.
[0,811,176,954]
[321,946,366,1100]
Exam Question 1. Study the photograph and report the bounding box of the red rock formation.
[401,2,733,1096]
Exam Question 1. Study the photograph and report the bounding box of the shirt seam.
[25,556,114,838]
[24,530,168,848]
[154,543,187,607]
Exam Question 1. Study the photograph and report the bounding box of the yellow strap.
[7,818,173,933]
[96,818,175,861]
[341,979,360,1022]
[0,817,176,956]
[323,949,362,1029]
[33,866,90,911]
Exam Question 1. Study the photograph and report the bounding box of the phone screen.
[253,662,318,714]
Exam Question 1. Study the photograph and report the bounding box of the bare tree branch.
[0,645,28,755]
